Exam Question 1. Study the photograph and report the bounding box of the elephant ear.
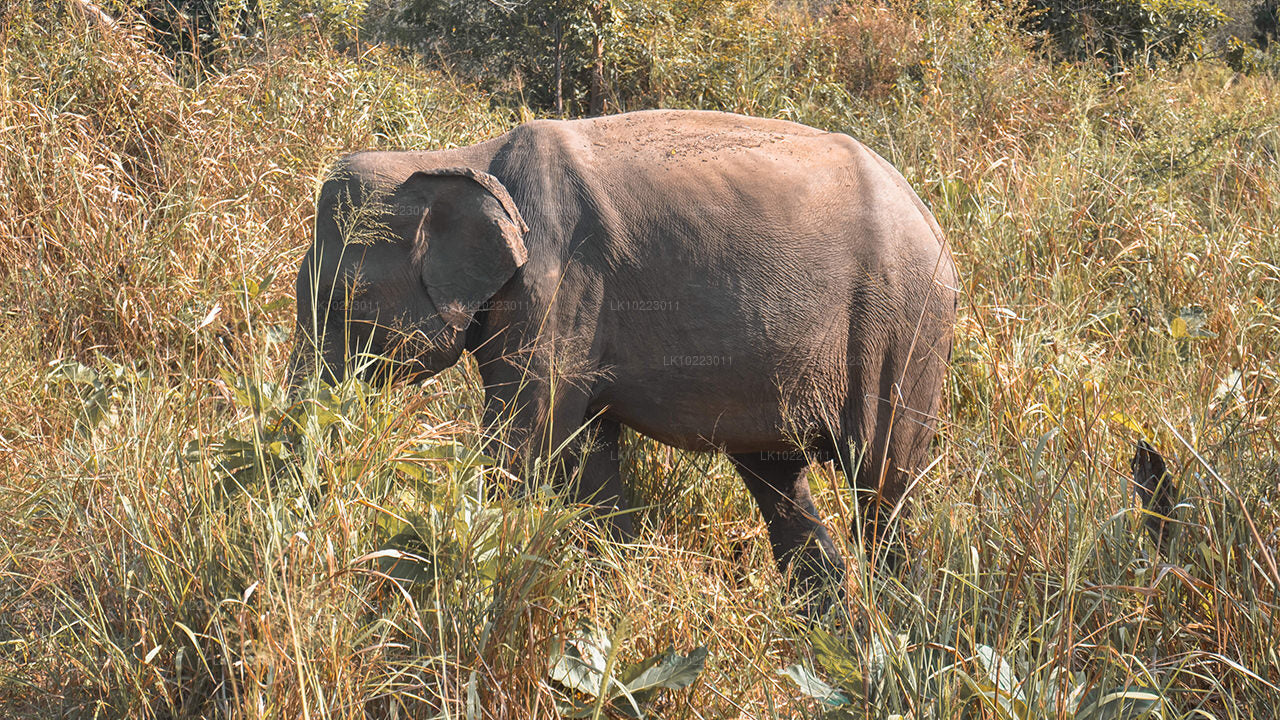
[406,167,529,329]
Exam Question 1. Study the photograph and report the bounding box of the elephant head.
[289,166,528,387]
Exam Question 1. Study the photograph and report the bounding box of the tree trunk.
[588,1,606,116]
[554,17,564,117]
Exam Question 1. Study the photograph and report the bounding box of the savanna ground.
[2,0,1279,717]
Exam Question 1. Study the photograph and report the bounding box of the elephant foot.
[783,539,848,618]
[862,520,911,575]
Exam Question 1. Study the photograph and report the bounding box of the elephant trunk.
[285,325,340,396]
[284,335,313,398]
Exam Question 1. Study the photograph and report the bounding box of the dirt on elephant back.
[582,110,824,163]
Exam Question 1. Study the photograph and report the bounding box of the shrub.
[817,0,926,99]
[1028,0,1229,64]
[607,0,817,111]
[380,0,611,114]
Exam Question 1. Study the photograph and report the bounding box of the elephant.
[289,109,957,596]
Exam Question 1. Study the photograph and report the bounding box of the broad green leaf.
[1029,428,1058,481]
[365,546,435,586]
[409,443,498,467]
[372,510,410,540]
[465,669,481,720]
[394,458,435,486]
[549,627,611,697]
[553,699,596,719]
[551,629,705,719]
[622,646,708,694]
[974,644,1024,701]
[780,664,852,707]
[1074,687,1164,719]
[954,672,1026,720]
[615,648,667,688]
[808,627,864,689]
[47,360,99,386]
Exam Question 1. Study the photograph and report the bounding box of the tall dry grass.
[2,0,1279,717]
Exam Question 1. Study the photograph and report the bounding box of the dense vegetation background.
[2,0,1279,716]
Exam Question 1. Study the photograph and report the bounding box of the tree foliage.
[1027,0,1229,63]
[384,0,840,114]
[383,0,609,113]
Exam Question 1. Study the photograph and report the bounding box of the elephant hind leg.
[731,452,846,598]
[840,433,912,570]
[843,335,946,570]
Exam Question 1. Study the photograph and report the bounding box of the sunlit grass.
[2,1,1279,717]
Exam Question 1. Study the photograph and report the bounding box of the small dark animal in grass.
[1131,440,1179,554]
[288,109,958,599]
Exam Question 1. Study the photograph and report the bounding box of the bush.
[380,0,611,114]
[1029,0,1229,63]
[606,0,819,111]
[816,0,926,99]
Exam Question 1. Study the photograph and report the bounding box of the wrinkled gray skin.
[290,109,957,594]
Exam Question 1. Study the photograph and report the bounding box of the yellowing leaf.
[1108,411,1144,435]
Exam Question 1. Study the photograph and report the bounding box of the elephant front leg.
[479,378,630,536]
[477,371,570,475]
[569,417,633,541]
